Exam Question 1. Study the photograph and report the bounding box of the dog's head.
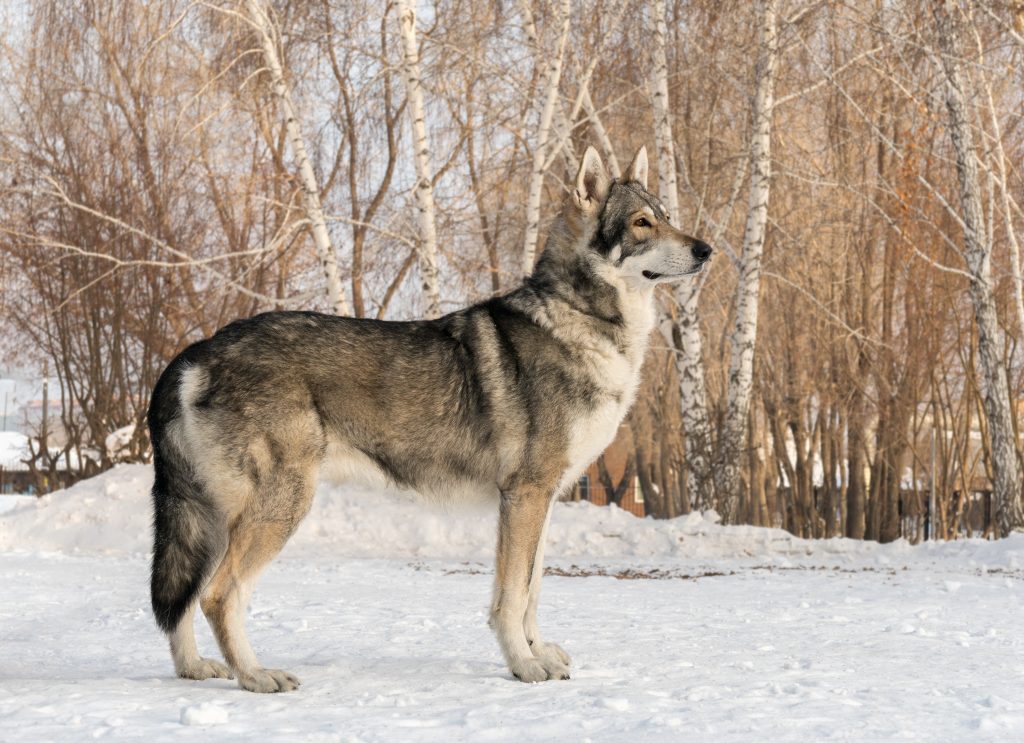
[569,146,712,287]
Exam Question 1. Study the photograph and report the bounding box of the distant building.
[0,432,74,495]
[576,437,644,517]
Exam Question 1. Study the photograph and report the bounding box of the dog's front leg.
[522,494,571,677]
[490,484,568,682]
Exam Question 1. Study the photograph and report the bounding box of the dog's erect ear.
[625,146,649,189]
[572,146,609,215]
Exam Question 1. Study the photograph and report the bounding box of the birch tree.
[397,0,441,319]
[933,0,1023,536]
[244,0,349,316]
[519,0,572,276]
[4,0,1024,533]
[582,88,621,179]
[717,0,779,518]
[969,15,1024,344]
[650,0,715,511]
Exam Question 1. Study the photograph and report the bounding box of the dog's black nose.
[691,240,712,261]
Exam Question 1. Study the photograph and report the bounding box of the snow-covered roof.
[0,431,77,472]
[0,432,32,472]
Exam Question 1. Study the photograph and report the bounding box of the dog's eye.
[634,217,652,228]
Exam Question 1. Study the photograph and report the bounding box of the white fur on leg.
[234,583,301,694]
[522,499,571,679]
[205,579,301,693]
[170,602,233,681]
[492,591,549,683]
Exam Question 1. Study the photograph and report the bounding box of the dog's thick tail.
[149,361,226,634]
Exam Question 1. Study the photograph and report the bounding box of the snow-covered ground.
[0,495,32,514]
[1,466,1022,741]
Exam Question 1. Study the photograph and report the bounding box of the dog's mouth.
[642,265,706,281]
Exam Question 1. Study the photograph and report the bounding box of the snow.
[0,430,85,474]
[1,465,1023,741]
[0,495,33,514]
[179,702,229,726]
[104,424,136,461]
[0,430,33,472]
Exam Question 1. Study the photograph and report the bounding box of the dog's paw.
[538,657,570,680]
[237,668,301,693]
[177,657,234,681]
[510,657,550,683]
[533,641,571,669]
[509,659,569,687]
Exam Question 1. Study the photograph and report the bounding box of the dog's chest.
[559,299,653,490]
[562,396,631,488]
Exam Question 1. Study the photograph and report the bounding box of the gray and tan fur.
[148,146,712,692]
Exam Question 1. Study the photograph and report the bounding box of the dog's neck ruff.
[513,249,656,393]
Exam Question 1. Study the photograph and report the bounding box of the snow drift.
[1,464,1021,571]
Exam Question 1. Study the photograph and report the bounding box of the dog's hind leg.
[490,482,568,683]
[201,467,316,693]
[170,599,233,681]
[522,495,571,678]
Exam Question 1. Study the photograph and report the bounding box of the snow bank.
[0,465,154,556]
[0,496,33,514]
[1,464,1022,570]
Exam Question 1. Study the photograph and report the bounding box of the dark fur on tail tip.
[150,478,223,632]
[148,358,224,633]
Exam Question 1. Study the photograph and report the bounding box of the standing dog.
[149,146,711,692]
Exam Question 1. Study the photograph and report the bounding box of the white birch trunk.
[934,0,1023,536]
[718,0,779,519]
[650,0,679,223]
[397,0,442,319]
[971,22,1024,344]
[993,137,1024,348]
[582,88,621,179]
[543,3,627,180]
[519,0,571,277]
[650,0,715,511]
[245,0,349,315]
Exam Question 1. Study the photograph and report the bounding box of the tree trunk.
[518,0,571,276]
[659,441,678,519]
[763,412,779,527]
[876,407,905,543]
[676,451,692,515]
[582,87,621,179]
[791,415,811,538]
[717,0,779,519]
[596,453,636,507]
[934,0,1023,536]
[969,17,1024,346]
[397,0,442,319]
[245,0,349,315]
[748,403,767,525]
[635,444,659,517]
[820,405,835,536]
[651,0,716,512]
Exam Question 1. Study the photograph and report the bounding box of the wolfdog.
[149,146,711,692]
